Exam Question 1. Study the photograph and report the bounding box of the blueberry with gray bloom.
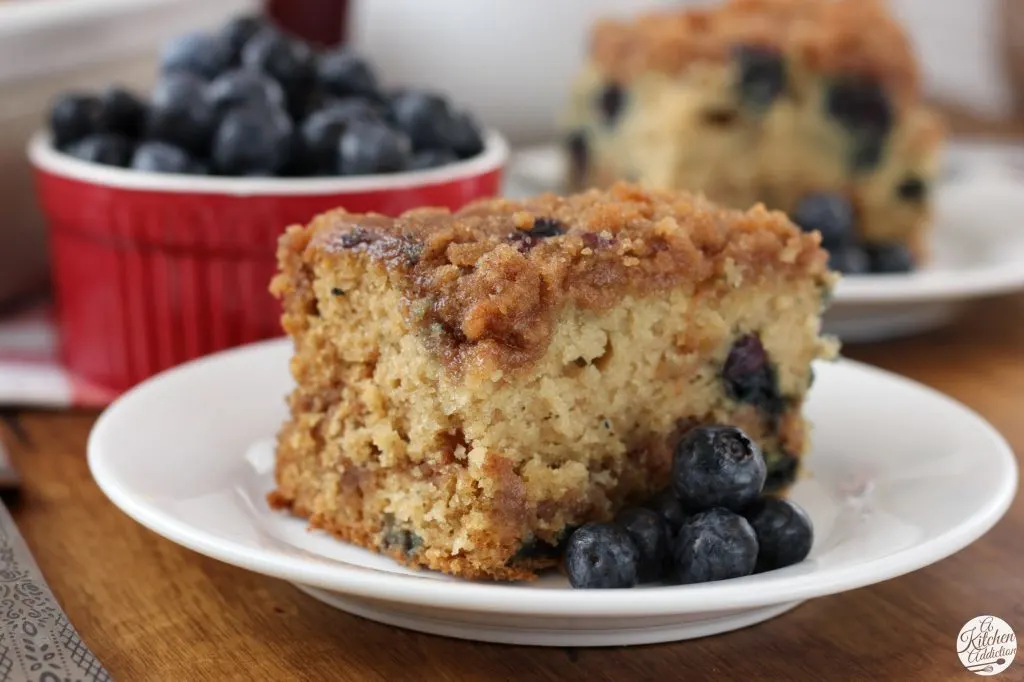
[212,105,293,176]
[564,523,640,588]
[317,48,380,99]
[220,14,267,65]
[301,103,380,173]
[146,73,218,155]
[66,134,132,166]
[160,32,232,80]
[338,120,411,175]
[670,508,759,584]
[615,507,670,582]
[49,93,102,148]
[131,142,194,174]
[241,29,315,98]
[743,497,813,572]
[673,425,767,512]
[389,90,454,152]
[206,69,286,115]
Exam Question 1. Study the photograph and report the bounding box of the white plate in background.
[88,339,1016,646]
[503,143,1024,342]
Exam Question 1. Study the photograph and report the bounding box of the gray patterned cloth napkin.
[0,500,112,682]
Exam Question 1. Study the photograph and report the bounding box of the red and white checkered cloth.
[0,301,116,408]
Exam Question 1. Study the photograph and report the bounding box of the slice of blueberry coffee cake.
[562,0,945,274]
[268,182,837,581]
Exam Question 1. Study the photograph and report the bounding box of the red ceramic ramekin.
[28,130,508,395]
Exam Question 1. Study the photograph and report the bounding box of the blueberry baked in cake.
[268,182,837,581]
[563,0,945,274]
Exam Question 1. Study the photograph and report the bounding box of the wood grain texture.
[0,293,1021,681]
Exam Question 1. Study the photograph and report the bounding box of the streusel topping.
[288,182,831,375]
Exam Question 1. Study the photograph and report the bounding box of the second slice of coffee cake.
[269,182,837,581]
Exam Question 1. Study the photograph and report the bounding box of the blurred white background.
[352,0,1021,144]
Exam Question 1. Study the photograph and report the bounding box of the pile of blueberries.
[47,15,485,177]
[564,425,813,589]
[791,193,915,275]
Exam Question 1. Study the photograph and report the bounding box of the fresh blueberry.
[146,73,218,155]
[130,141,194,174]
[219,14,267,64]
[444,111,485,158]
[388,90,456,152]
[49,93,102,148]
[791,192,856,248]
[646,488,687,532]
[722,334,784,419]
[596,83,625,125]
[896,176,927,203]
[337,120,411,175]
[866,243,914,274]
[317,48,379,99]
[206,69,286,115]
[735,45,786,110]
[743,497,813,572]
[212,105,293,176]
[160,32,231,80]
[828,244,870,274]
[670,508,759,584]
[408,149,458,170]
[321,97,386,123]
[615,507,669,583]
[241,29,315,98]
[97,87,146,138]
[825,79,892,171]
[673,425,767,512]
[564,522,640,589]
[65,133,133,166]
[300,102,380,173]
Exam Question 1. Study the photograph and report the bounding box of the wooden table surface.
[0,291,1020,682]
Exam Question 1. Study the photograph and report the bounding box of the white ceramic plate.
[87,338,1017,646]
[503,143,1024,343]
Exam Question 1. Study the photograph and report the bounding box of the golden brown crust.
[289,182,830,380]
[590,0,918,100]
